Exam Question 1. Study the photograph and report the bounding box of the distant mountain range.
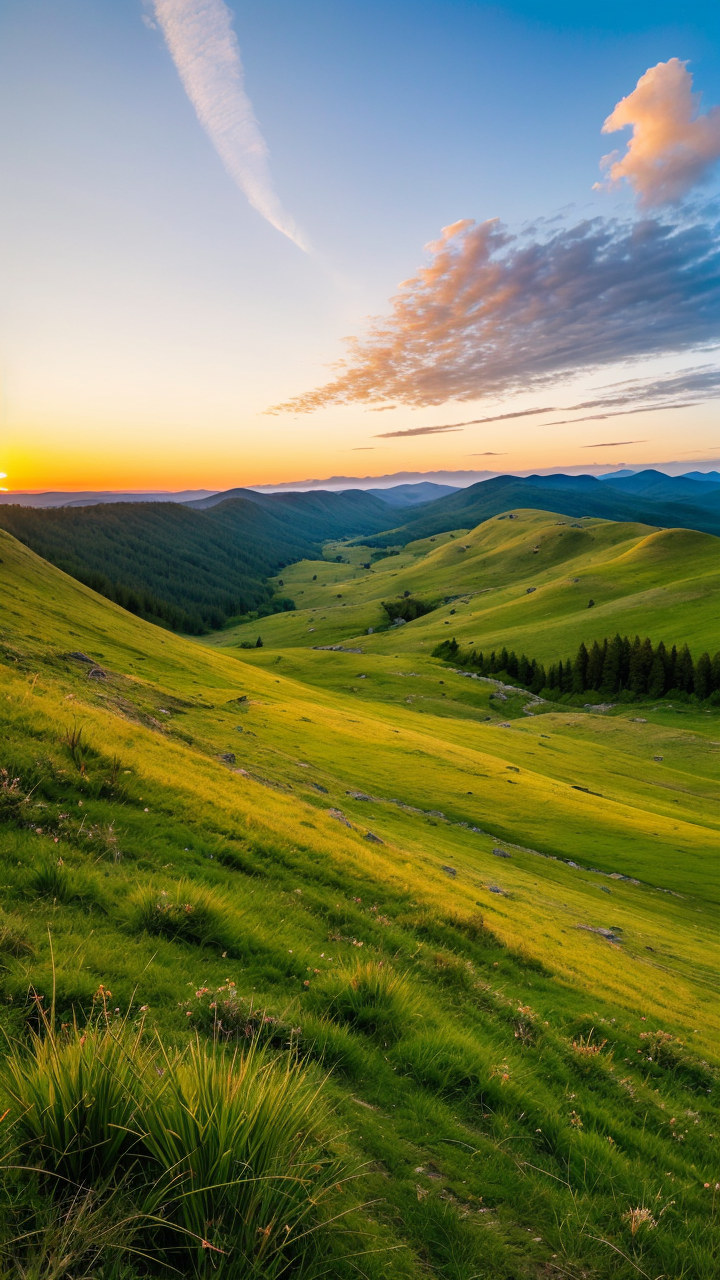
[3,468,720,634]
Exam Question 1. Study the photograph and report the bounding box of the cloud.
[580,440,646,448]
[152,0,306,249]
[469,452,507,456]
[271,213,720,412]
[374,424,464,439]
[597,59,720,208]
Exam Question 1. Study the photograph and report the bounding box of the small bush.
[131,880,237,952]
[309,960,418,1045]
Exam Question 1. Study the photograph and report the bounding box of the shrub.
[309,960,418,1045]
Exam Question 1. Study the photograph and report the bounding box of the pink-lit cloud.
[271,214,720,412]
[597,59,720,207]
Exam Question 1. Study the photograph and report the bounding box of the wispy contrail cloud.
[152,0,307,250]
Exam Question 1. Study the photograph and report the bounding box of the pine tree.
[647,654,666,699]
[667,644,679,691]
[531,662,546,694]
[518,654,531,684]
[256,636,263,647]
[711,651,720,693]
[499,647,509,673]
[586,640,604,691]
[507,651,519,677]
[628,636,645,694]
[573,642,589,692]
[562,658,574,693]
[601,633,624,694]
[676,644,695,693]
[695,652,712,700]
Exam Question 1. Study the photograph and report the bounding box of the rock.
[654,755,663,762]
[347,790,371,800]
[364,831,383,844]
[488,885,508,896]
[367,627,374,634]
[87,667,107,679]
[441,865,457,877]
[492,848,510,858]
[328,808,352,827]
[526,586,536,593]
[575,925,621,942]
[630,717,647,723]
[68,651,93,662]
[313,645,363,653]
[220,753,236,764]
[311,783,329,793]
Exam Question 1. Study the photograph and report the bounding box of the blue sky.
[1,0,719,489]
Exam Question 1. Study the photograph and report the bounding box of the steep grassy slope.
[1,526,718,1278]
[0,490,393,634]
[213,508,720,663]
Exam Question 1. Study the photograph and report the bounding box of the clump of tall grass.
[309,959,419,1045]
[0,999,353,1278]
[0,910,34,961]
[29,862,106,913]
[144,1039,349,1275]
[391,1029,488,1103]
[186,979,301,1050]
[131,880,237,952]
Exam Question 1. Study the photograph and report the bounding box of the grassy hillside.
[0,490,392,635]
[213,508,720,664]
[365,473,720,546]
[0,524,718,1278]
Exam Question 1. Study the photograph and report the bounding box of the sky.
[1,0,719,492]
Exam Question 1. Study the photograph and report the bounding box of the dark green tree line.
[434,634,720,700]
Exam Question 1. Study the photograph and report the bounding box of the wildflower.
[569,1110,583,1128]
[622,1207,656,1235]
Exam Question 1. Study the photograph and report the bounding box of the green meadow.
[1,510,718,1279]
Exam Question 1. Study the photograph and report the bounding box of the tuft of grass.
[391,1029,488,1103]
[1,1010,152,1185]
[1,1010,354,1279]
[130,880,237,952]
[0,910,34,960]
[29,862,106,913]
[309,959,419,1045]
[143,1038,349,1276]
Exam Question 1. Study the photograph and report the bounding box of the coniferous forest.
[434,634,720,700]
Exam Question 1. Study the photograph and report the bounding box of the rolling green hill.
[365,473,720,546]
[0,518,718,1278]
[213,507,720,665]
[0,489,393,635]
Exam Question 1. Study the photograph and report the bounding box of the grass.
[1,1009,349,1278]
[0,518,718,1277]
